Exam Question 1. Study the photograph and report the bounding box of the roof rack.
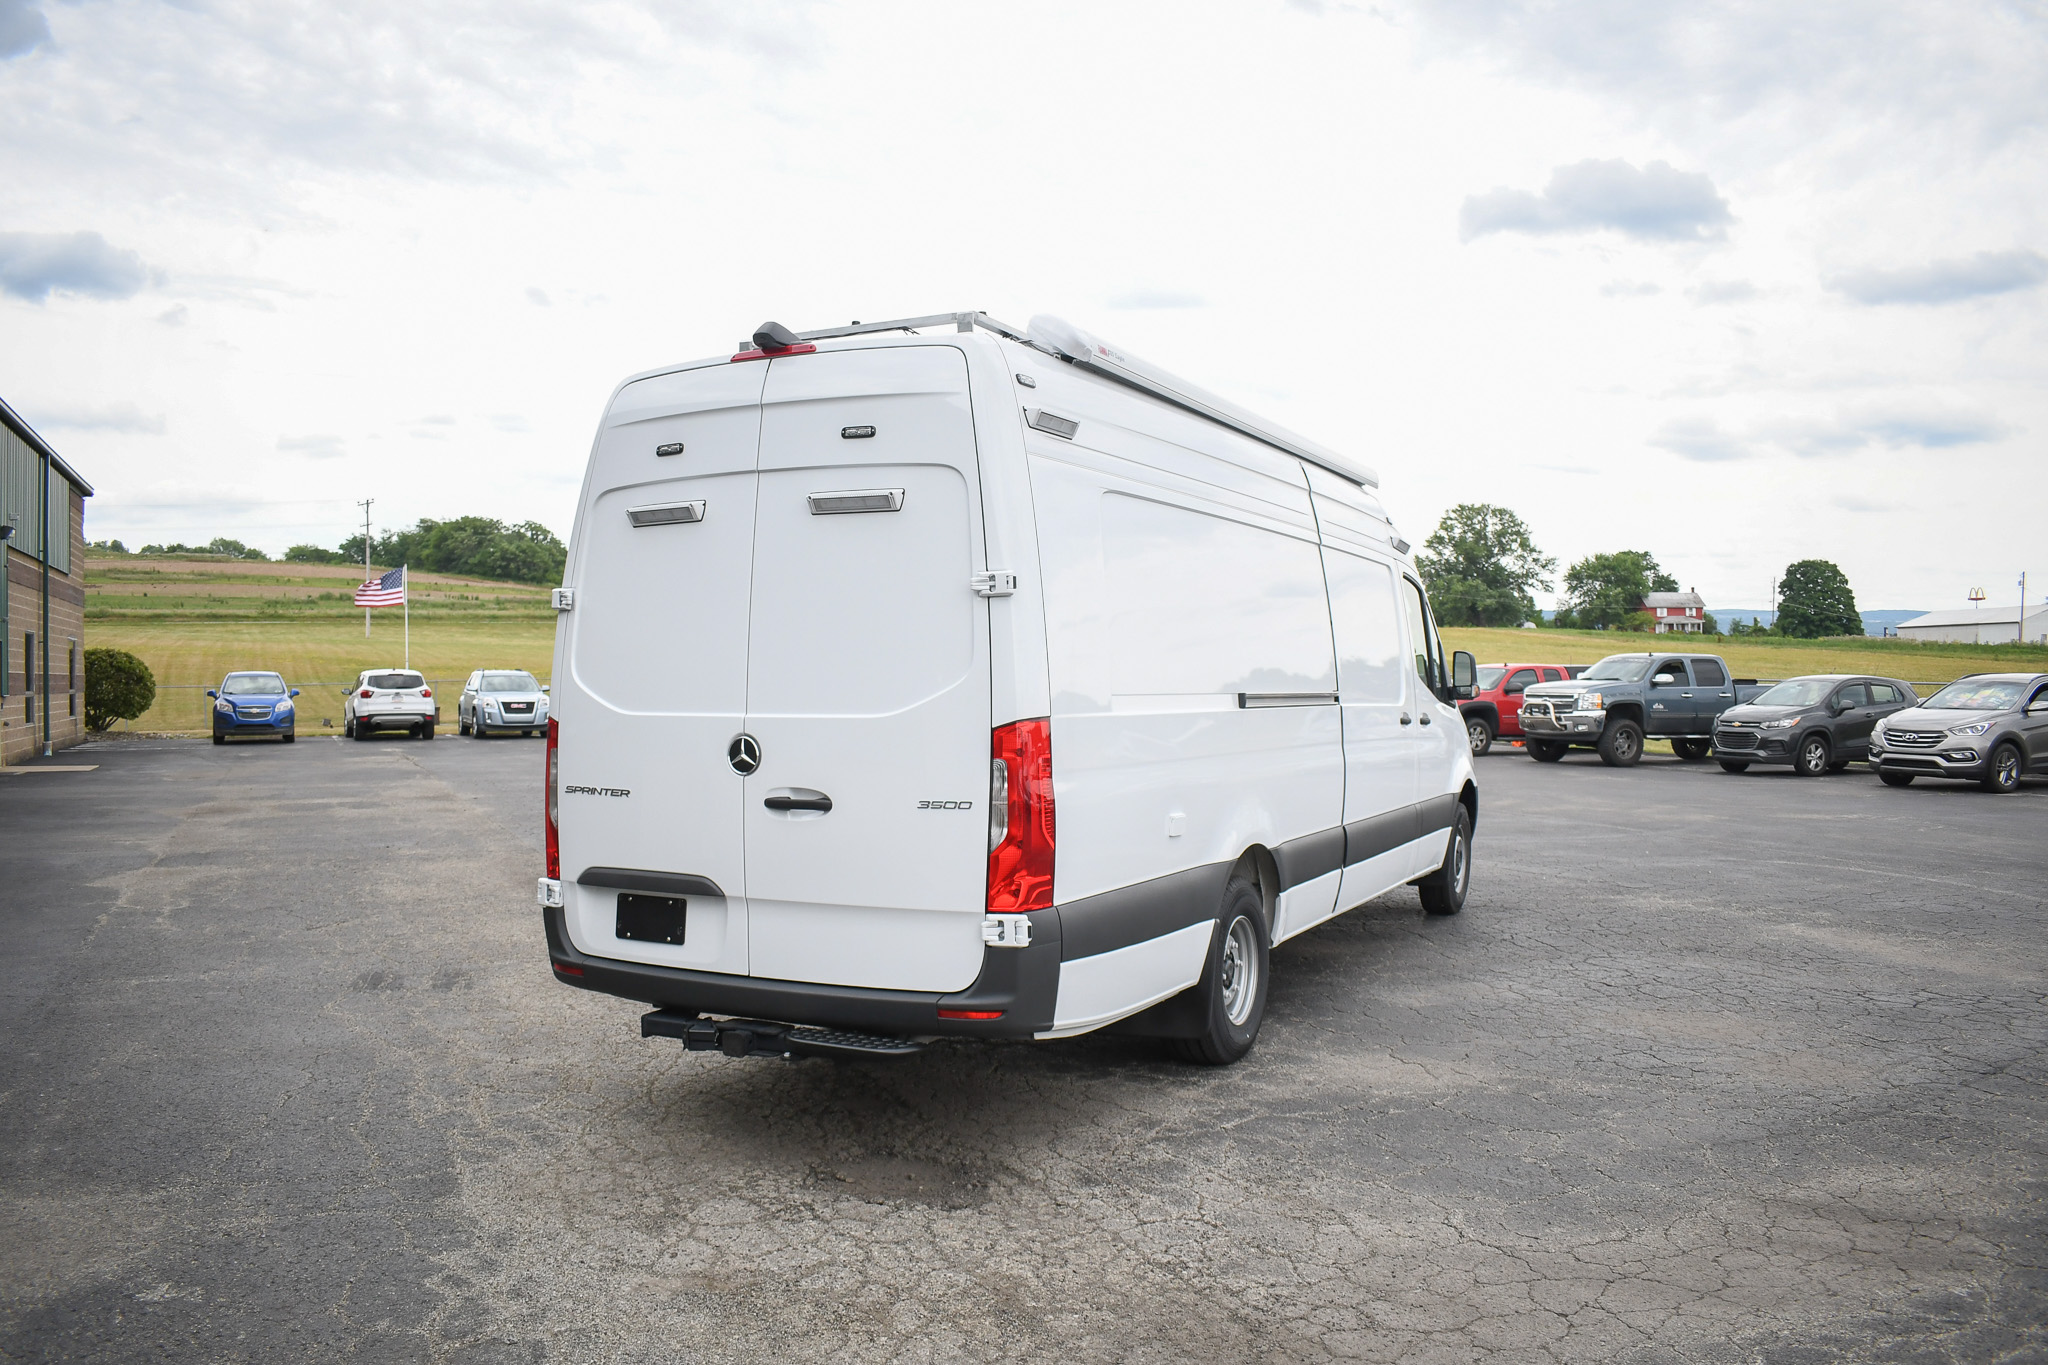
[787,311,1377,489]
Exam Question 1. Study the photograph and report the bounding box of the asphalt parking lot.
[1,734,2042,1364]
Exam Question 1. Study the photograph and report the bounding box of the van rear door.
[741,346,991,993]
[563,362,765,976]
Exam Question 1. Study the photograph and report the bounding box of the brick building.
[2,396,93,765]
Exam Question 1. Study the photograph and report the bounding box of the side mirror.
[289,688,300,698]
[1451,651,1476,701]
[206,689,217,698]
[541,684,551,693]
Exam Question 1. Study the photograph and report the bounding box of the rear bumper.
[542,905,1061,1039]
[357,711,434,729]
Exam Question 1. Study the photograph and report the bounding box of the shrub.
[84,648,156,731]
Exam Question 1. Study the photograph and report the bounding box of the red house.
[1641,590,1706,634]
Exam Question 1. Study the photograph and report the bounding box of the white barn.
[1894,604,2048,644]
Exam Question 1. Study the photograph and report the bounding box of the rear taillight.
[545,717,560,880]
[987,718,1054,914]
[360,688,373,698]
[419,686,431,698]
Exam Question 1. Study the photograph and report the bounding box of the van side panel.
[1024,361,1344,981]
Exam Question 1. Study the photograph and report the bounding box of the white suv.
[345,668,436,740]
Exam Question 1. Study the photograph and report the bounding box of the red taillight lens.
[987,718,1054,914]
[938,1009,1004,1020]
[360,688,373,698]
[419,686,431,698]
[544,717,560,880]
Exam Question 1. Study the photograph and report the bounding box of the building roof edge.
[0,394,95,496]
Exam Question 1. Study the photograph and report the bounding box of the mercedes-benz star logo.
[728,734,761,775]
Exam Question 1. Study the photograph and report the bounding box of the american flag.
[354,565,407,607]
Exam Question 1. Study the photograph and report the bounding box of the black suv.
[1868,673,2048,793]
[1711,674,1919,776]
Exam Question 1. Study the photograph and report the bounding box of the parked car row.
[1465,652,2048,794]
[211,667,548,743]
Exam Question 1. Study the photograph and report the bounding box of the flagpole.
[403,564,410,669]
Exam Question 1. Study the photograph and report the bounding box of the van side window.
[1692,658,1727,687]
[1322,550,1404,703]
[1399,578,1444,694]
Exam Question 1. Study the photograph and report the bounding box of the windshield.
[1920,679,2023,712]
[221,674,285,695]
[366,672,424,690]
[1578,656,1652,682]
[480,672,540,693]
[1750,679,1833,708]
[1477,667,1506,691]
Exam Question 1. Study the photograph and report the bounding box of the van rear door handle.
[1399,713,1413,726]
[1419,714,1431,726]
[764,795,832,813]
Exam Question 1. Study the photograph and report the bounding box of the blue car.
[210,671,300,744]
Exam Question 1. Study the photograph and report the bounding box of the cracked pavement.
[1,735,2042,1362]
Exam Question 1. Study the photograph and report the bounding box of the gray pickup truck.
[1517,652,1769,766]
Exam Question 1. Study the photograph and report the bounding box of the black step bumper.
[542,905,1060,1039]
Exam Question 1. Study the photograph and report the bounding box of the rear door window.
[1692,658,1727,687]
[1539,668,1564,682]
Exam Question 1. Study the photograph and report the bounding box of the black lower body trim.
[544,906,1057,1037]
[577,866,726,898]
[1056,862,1230,961]
[1273,825,1345,890]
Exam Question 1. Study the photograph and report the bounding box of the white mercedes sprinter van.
[540,312,1478,1065]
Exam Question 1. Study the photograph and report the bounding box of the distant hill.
[1712,609,1926,637]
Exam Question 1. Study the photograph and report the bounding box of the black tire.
[458,709,470,736]
[1417,805,1472,916]
[1879,770,1915,787]
[354,721,371,741]
[1466,716,1494,757]
[212,734,225,746]
[282,731,295,744]
[473,717,487,739]
[420,723,435,741]
[343,716,354,738]
[1980,742,2023,793]
[1672,738,1711,761]
[1528,739,1568,763]
[1173,876,1270,1067]
[1718,760,1750,773]
[1597,719,1643,767]
[1794,733,1830,777]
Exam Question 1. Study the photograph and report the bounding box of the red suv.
[1460,663,1586,755]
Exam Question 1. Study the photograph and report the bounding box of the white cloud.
[33,403,166,434]
[1688,279,1758,305]
[278,434,346,459]
[1601,280,1662,297]
[1650,418,1747,462]
[1461,159,1732,242]
[0,229,150,301]
[1825,249,2047,305]
[0,0,49,59]
[1107,288,1207,310]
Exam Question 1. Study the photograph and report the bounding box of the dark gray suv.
[1868,673,2048,793]
[1712,674,1919,776]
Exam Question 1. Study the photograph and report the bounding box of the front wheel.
[1417,805,1472,916]
[1466,717,1494,756]
[1597,719,1643,767]
[212,734,225,746]
[1794,733,1830,777]
[1672,738,1711,761]
[281,731,295,744]
[1718,760,1750,773]
[1528,739,1568,763]
[1981,742,2023,793]
[1173,877,1269,1067]
[1878,770,1915,787]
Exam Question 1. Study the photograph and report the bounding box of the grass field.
[84,556,2048,734]
[86,556,554,733]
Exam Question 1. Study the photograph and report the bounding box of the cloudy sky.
[2,0,2042,612]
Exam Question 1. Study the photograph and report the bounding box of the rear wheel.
[354,721,371,741]
[1416,805,1472,916]
[1879,770,1915,787]
[1981,742,2023,793]
[420,722,435,741]
[1466,716,1494,756]
[1528,739,1568,763]
[1672,738,1711,761]
[458,709,471,736]
[1597,720,1643,767]
[1717,760,1750,773]
[1173,876,1269,1066]
[1794,733,1830,777]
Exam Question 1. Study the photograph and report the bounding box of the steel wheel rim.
[1452,826,1469,897]
[1619,730,1639,760]
[1220,915,1258,1027]
[1467,721,1488,753]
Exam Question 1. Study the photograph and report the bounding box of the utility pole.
[40,432,51,758]
[2019,572,2028,646]
[357,498,373,639]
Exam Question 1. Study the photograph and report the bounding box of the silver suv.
[1869,672,2048,793]
[458,669,550,738]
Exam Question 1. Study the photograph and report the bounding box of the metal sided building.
[1,396,94,765]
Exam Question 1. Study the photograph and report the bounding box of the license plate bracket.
[616,893,687,945]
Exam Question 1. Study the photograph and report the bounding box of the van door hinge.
[970,572,1016,598]
[551,588,575,612]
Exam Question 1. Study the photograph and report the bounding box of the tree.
[1415,504,1557,627]
[206,536,268,560]
[1775,559,1860,638]
[84,648,156,730]
[1560,550,1678,630]
[335,516,567,585]
[285,544,349,564]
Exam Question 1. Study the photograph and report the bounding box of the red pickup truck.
[1459,663,1588,755]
